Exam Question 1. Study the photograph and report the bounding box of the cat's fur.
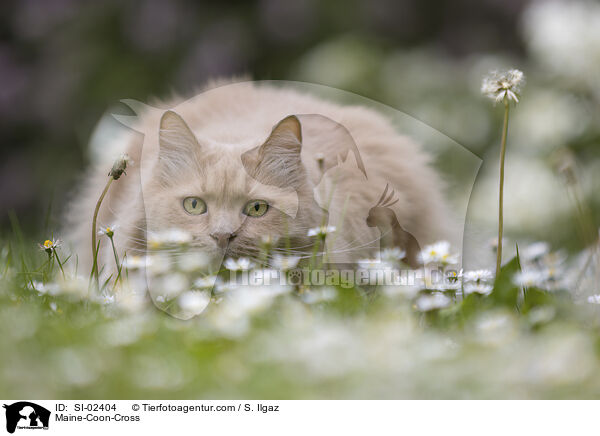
[65,81,451,276]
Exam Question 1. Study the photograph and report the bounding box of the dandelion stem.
[91,177,113,288]
[496,101,510,277]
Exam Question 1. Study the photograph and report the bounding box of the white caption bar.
[0,400,596,435]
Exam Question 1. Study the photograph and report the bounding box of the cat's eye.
[243,200,269,217]
[183,197,207,215]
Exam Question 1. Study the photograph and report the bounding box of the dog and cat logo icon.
[3,402,50,433]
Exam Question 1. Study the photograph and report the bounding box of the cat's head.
[143,111,321,260]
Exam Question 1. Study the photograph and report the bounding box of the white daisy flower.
[96,293,116,305]
[520,241,551,263]
[481,69,525,104]
[28,280,60,296]
[121,255,151,271]
[193,275,220,290]
[260,234,276,247]
[463,282,493,296]
[178,290,211,316]
[223,257,254,271]
[301,287,337,304]
[98,224,119,238]
[151,272,188,299]
[271,254,301,271]
[380,248,406,263]
[307,225,336,238]
[148,228,193,249]
[587,295,600,304]
[513,269,549,288]
[462,269,494,283]
[39,238,61,253]
[415,293,452,312]
[418,241,459,266]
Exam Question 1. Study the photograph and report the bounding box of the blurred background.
[0,0,598,254]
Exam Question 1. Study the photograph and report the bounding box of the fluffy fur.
[65,81,451,276]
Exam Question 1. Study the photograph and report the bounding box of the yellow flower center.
[43,240,53,248]
[106,227,112,233]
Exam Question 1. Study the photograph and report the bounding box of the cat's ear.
[158,110,199,178]
[242,115,304,187]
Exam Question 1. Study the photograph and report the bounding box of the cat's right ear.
[241,115,304,188]
[158,110,199,178]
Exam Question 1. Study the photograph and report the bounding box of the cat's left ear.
[242,115,303,187]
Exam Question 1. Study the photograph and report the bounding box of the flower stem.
[53,249,66,280]
[496,101,510,277]
[108,235,121,289]
[91,177,113,288]
[309,237,323,270]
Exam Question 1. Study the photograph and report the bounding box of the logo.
[3,402,50,434]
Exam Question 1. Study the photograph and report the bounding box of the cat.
[64,80,452,279]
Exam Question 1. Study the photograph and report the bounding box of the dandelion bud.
[109,154,132,180]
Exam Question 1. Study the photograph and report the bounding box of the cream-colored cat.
[65,81,450,276]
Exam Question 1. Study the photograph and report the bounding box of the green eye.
[183,197,207,215]
[243,200,269,217]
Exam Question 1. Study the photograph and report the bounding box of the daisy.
[418,241,459,266]
[462,269,494,283]
[224,257,254,271]
[414,293,452,312]
[98,224,119,238]
[178,290,211,316]
[307,225,336,238]
[380,248,406,263]
[587,295,600,304]
[193,275,220,290]
[520,242,550,263]
[39,238,61,254]
[513,269,549,288]
[148,228,193,249]
[121,255,151,271]
[463,282,493,296]
[271,254,301,271]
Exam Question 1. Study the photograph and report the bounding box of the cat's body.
[65,81,451,277]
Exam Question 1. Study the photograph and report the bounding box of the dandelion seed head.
[481,69,525,104]
[109,153,132,180]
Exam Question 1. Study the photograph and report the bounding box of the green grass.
[2,234,600,399]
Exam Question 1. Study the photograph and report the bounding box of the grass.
[2,229,600,399]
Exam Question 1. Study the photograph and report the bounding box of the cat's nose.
[210,232,237,249]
